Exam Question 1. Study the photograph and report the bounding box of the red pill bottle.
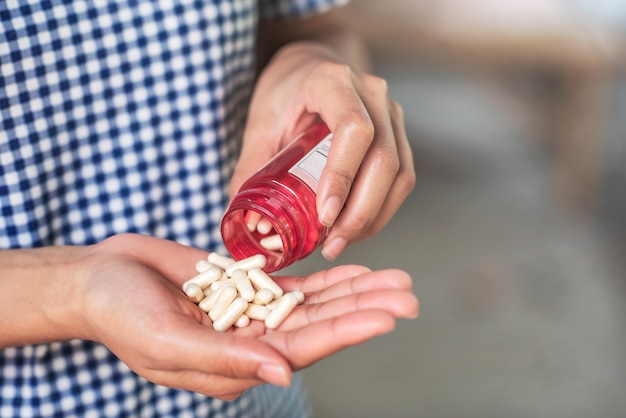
[221,122,332,272]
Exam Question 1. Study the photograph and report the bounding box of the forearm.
[0,246,86,347]
[256,7,370,73]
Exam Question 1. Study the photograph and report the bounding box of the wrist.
[0,245,91,347]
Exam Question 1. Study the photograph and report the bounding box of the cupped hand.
[257,264,419,369]
[230,41,416,262]
[74,234,418,400]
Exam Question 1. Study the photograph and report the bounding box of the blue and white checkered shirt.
[0,1,346,416]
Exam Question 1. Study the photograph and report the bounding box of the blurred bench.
[345,0,626,211]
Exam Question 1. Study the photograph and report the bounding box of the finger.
[303,268,414,304]
[274,267,413,303]
[146,318,293,387]
[304,64,375,227]
[146,368,262,400]
[262,310,397,370]
[320,78,399,260]
[272,264,373,293]
[278,289,419,331]
[361,99,416,239]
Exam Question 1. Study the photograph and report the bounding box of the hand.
[230,41,416,262]
[257,263,419,369]
[75,234,418,400]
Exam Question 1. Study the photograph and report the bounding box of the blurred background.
[282,1,626,417]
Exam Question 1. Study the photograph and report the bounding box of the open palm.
[76,234,418,400]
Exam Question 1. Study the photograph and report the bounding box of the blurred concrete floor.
[281,59,626,418]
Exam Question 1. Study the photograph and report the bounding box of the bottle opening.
[221,206,291,273]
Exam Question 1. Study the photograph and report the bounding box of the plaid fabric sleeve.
[258,0,350,20]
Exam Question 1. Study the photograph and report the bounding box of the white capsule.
[247,268,283,298]
[253,288,275,305]
[245,304,270,321]
[210,278,235,291]
[265,293,298,329]
[209,285,238,321]
[256,217,274,235]
[198,284,231,312]
[245,210,262,232]
[183,266,222,290]
[195,259,213,273]
[183,283,204,303]
[259,234,283,251]
[207,252,235,270]
[234,314,250,328]
[290,290,305,304]
[231,269,255,302]
[213,297,249,332]
[265,299,279,311]
[225,254,267,277]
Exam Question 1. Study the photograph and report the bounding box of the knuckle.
[363,73,388,95]
[315,61,353,84]
[389,99,405,120]
[343,211,373,236]
[139,340,168,368]
[144,323,179,361]
[99,233,128,249]
[341,115,375,143]
[397,164,417,196]
[372,144,400,175]
[220,352,243,378]
[337,63,355,82]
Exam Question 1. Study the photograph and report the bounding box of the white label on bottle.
[288,133,332,193]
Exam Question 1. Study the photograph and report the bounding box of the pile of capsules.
[182,252,303,332]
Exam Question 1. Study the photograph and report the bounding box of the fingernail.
[319,196,342,227]
[257,363,291,387]
[321,237,348,262]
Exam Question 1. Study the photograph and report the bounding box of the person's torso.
[0,0,258,251]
